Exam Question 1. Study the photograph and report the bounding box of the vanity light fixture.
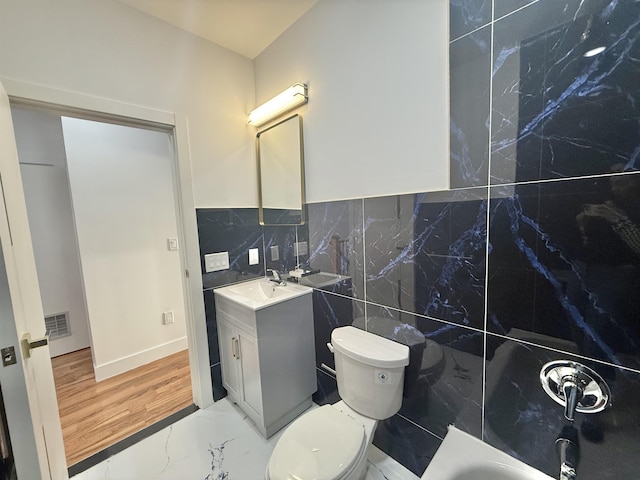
[248,83,308,127]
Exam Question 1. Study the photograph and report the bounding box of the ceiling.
[117,0,319,59]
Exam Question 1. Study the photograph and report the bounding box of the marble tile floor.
[72,398,420,480]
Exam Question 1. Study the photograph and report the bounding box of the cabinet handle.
[234,337,240,360]
[231,336,237,359]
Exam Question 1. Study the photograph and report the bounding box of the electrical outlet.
[294,241,308,256]
[270,245,280,261]
[163,311,175,325]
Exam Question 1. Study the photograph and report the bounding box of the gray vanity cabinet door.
[238,331,262,418]
[218,319,241,400]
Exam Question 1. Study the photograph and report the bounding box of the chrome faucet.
[267,269,286,285]
[560,377,582,422]
[540,361,611,422]
[556,426,579,480]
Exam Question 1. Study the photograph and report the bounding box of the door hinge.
[185,269,189,278]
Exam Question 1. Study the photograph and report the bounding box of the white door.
[0,81,68,479]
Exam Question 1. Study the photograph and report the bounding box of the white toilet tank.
[331,326,410,420]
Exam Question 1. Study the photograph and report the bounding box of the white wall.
[0,0,256,208]
[61,117,188,381]
[254,0,450,203]
[12,107,91,358]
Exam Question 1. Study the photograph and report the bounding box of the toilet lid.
[268,405,366,480]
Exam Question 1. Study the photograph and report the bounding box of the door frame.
[1,76,213,409]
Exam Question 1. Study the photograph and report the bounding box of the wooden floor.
[51,348,193,466]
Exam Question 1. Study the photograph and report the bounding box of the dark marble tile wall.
[448,1,640,479]
[196,208,264,290]
[363,190,487,328]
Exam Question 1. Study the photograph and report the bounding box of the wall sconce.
[248,83,308,127]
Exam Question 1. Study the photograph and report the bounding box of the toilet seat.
[267,405,367,480]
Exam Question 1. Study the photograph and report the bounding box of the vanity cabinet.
[214,286,316,438]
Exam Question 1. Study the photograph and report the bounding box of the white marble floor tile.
[72,399,419,480]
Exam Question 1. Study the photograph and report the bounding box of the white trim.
[94,337,189,382]
[0,76,174,125]
[1,77,213,407]
[174,114,214,407]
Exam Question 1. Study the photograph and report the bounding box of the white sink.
[421,426,553,480]
[214,277,310,310]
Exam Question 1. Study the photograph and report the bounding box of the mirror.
[257,114,305,225]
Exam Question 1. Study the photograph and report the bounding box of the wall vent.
[44,313,70,340]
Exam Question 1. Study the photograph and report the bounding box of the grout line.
[486,331,640,376]
[489,170,640,190]
[396,414,444,441]
[449,22,492,44]
[362,197,368,329]
[481,0,496,442]
[314,290,488,336]
[364,300,487,334]
[493,0,540,23]
[262,226,267,271]
[449,21,493,43]
[294,225,300,267]
[449,0,539,45]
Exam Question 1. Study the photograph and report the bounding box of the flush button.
[1,346,17,367]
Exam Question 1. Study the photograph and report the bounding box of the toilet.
[266,325,410,480]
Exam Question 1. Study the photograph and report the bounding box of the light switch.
[249,248,259,265]
[270,245,280,262]
[167,238,179,251]
[205,252,230,272]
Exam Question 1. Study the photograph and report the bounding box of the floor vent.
[45,313,70,340]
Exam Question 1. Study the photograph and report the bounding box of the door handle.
[234,338,240,360]
[21,333,49,358]
[231,336,237,359]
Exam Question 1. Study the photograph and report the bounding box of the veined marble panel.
[364,189,487,329]
[491,0,640,184]
[488,175,640,371]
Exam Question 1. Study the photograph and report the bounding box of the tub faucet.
[556,425,579,480]
[561,376,582,422]
[540,361,611,422]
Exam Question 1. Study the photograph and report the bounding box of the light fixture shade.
[248,83,308,127]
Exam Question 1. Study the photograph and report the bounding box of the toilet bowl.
[266,326,410,480]
[266,401,376,480]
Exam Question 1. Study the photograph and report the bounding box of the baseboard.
[93,336,188,381]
